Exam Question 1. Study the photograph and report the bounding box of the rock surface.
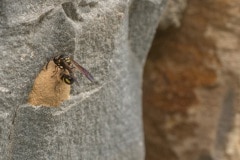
[143,0,240,160]
[0,0,167,159]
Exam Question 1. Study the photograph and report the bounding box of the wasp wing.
[71,59,95,82]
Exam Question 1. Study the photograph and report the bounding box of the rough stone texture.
[143,0,240,160]
[0,0,167,159]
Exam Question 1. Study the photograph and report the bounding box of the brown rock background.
[143,1,240,160]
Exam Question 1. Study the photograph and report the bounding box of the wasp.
[46,54,94,85]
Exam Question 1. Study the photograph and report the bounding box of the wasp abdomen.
[61,74,75,85]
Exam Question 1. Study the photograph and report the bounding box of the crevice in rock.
[215,87,235,158]
[128,0,168,65]
[0,0,7,27]
[62,2,81,21]
[38,9,54,24]
[78,0,98,8]
[7,104,21,159]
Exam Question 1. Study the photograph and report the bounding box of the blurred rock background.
[143,0,240,160]
[1,0,239,159]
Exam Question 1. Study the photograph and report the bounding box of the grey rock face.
[0,0,166,159]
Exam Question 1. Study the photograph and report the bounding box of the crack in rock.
[52,85,103,116]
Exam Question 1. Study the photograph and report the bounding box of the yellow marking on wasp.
[65,58,71,63]
[64,78,71,84]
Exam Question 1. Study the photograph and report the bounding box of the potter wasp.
[46,54,94,85]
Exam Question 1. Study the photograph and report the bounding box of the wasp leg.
[70,66,75,71]
[70,72,79,86]
[51,66,59,78]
